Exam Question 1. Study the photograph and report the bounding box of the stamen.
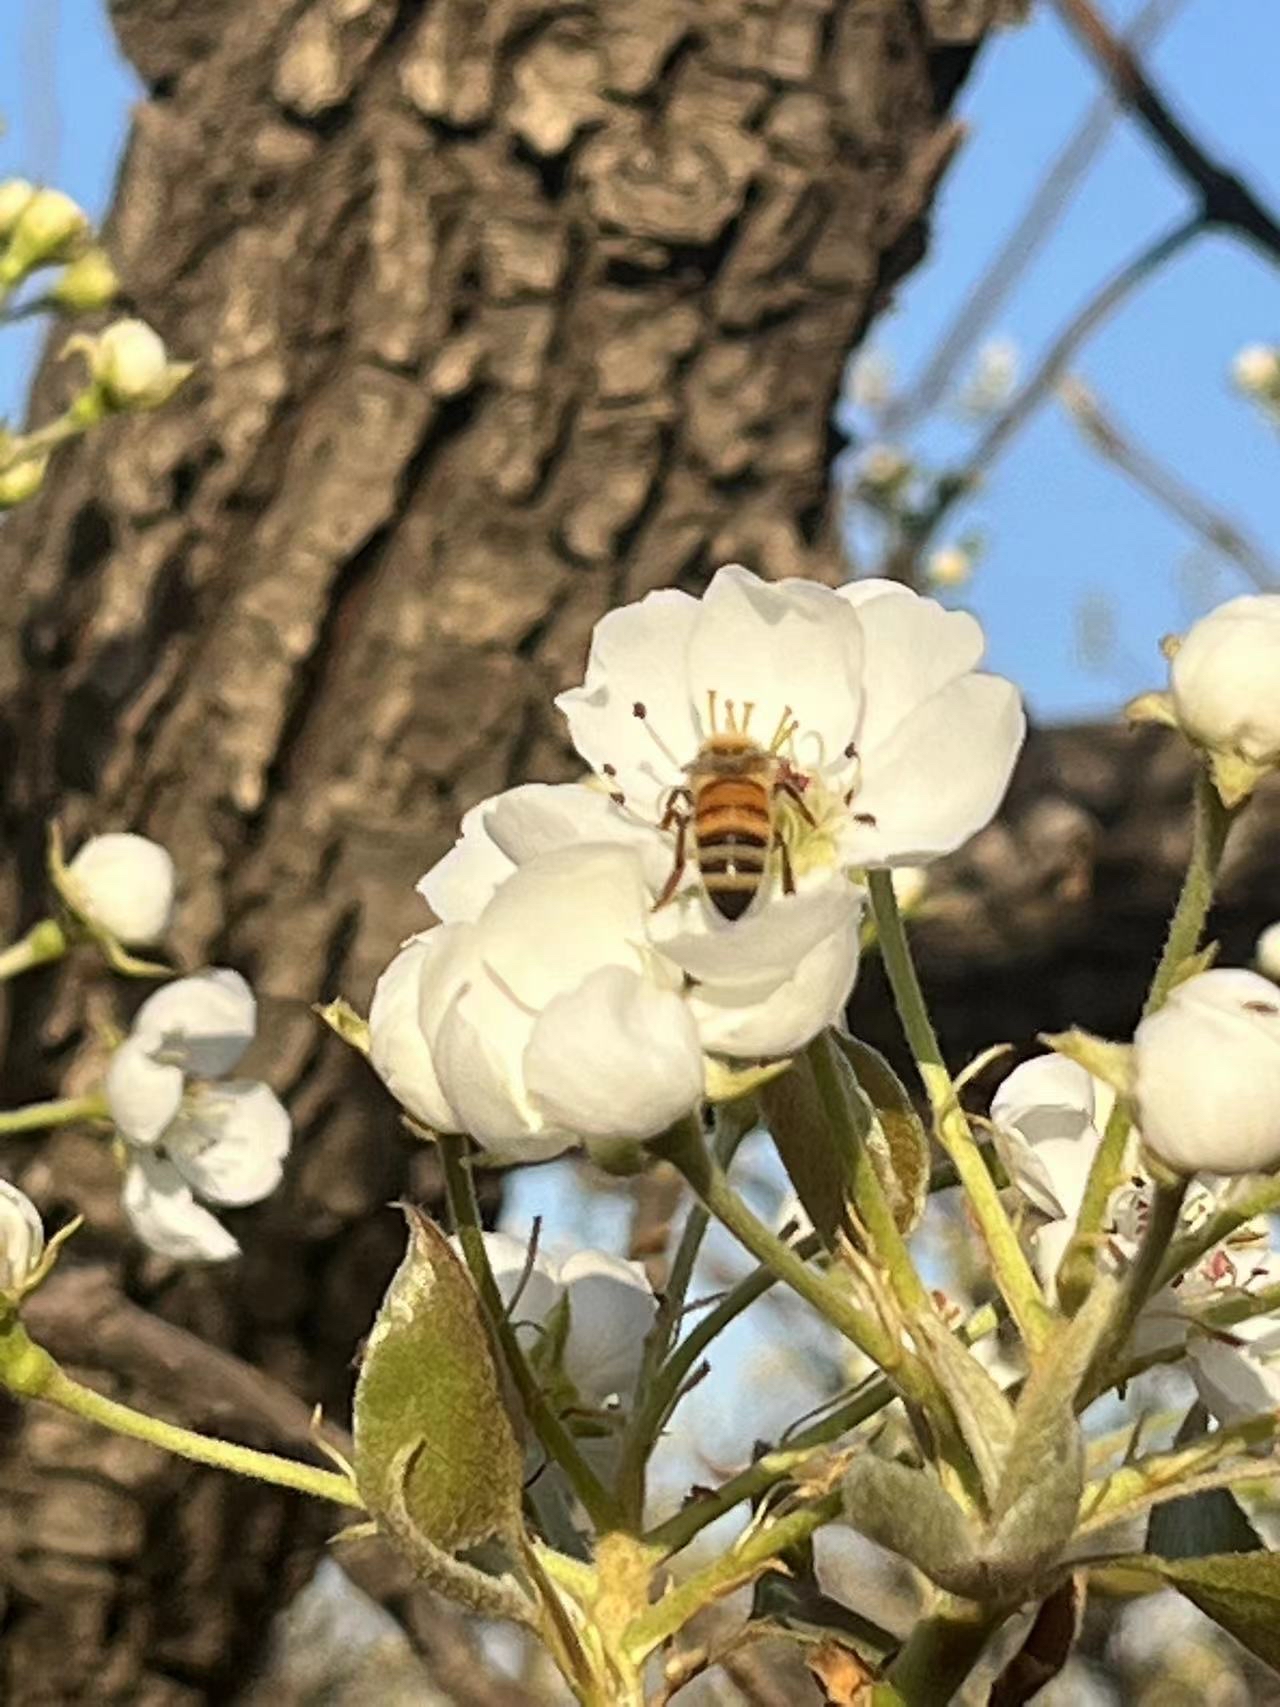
[632,701,685,768]
[724,698,738,734]
[768,705,795,752]
[706,689,718,734]
[740,700,755,734]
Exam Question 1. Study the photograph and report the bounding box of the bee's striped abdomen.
[694,778,772,920]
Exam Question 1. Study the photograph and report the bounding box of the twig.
[1058,376,1279,590]
[1053,0,1280,260]
[886,0,1187,432]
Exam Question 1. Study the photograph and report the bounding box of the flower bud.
[64,832,177,946]
[0,1182,44,1295]
[50,246,120,313]
[0,178,36,240]
[1258,921,1280,982]
[1233,344,1280,398]
[1133,968,1280,1175]
[1168,595,1280,803]
[81,318,193,412]
[1,187,89,281]
[0,452,48,510]
[925,545,973,589]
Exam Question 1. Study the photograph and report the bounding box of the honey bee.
[652,693,813,921]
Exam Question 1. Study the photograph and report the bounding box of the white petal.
[416,799,517,923]
[555,587,701,820]
[1189,1332,1280,1425]
[105,1034,184,1147]
[1170,595,1280,764]
[524,965,704,1141]
[0,1180,44,1290]
[164,1081,290,1207]
[836,584,986,761]
[991,1056,1100,1221]
[133,968,256,1077]
[122,1154,240,1262]
[1028,1217,1076,1302]
[686,565,865,774]
[558,1247,657,1404]
[433,990,569,1159]
[840,673,1025,866]
[66,832,177,946]
[485,783,675,896]
[369,933,459,1131]
[653,874,859,992]
[689,921,861,1059]
[469,1230,564,1333]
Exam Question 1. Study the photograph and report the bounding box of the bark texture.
[0,0,1000,1700]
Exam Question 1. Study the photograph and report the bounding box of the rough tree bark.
[0,0,1018,1700]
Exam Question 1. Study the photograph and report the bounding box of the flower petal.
[65,832,176,946]
[122,1153,240,1262]
[416,800,517,923]
[105,1034,184,1147]
[524,965,705,1141]
[555,587,701,819]
[991,1056,1100,1222]
[652,874,859,992]
[433,989,569,1160]
[132,968,256,1078]
[839,673,1025,866]
[164,1080,291,1207]
[558,1247,657,1404]
[369,933,459,1131]
[689,921,861,1058]
[468,1230,564,1334]
[836,583,986,761]
[1189,1332,1280,1425]
[486,783,675,896]
[686,565,864,773]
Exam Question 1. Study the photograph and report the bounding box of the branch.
[1058,375,1279,591]
[886,0,1188,431]
[1053,0,1280,260]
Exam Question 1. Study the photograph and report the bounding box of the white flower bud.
[1257,921,1280,982]
[0,452,48,510]
[1,187,89,279]
[925,545,973,589]
[1232,344,1280,397]
[50,246,120,313]
[1134,968,1280,1175]
[65,832,177,946]
[1168,595,1280,795]
[0,179,36,240]
[858,444,910,490]
[0,1181,44,1294]
[86,318,193,411]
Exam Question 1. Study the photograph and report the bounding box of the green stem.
[0,1321,361,1506]
[437,1135,621,1534]
[623,1490,842,1662]
[0,1091,108,1135]
[1059,765,1234,1309]
[867,870,1050,1356]
[1082,1177,1188,1406]
[886,1599,1006,1704]
[0,917,69,982]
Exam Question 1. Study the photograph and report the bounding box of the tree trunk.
[0,0,1000,1699]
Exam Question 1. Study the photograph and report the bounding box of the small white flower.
[555,564,1024,875]
[846,350,895,412]
[857,444,911,490]
[1232,344,1280,397]
[105,969,291,1260]
[959,338,1019,414]
[1255,920,1280,981]
[991,1055,1123,1226]
[1,187,88,277]
[65,832,176,946]
[1168,594,1280,781]
[1134,968,1280,1176]
[925,545,973,589]
[0,1181,44,1294]
[74,318,193,412]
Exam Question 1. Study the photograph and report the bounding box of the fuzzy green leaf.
[1091,1552,1280,1674]
[353,1206,523,1554]
[834,1033,930,1236]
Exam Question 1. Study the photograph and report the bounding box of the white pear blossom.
[555,564,1024,877]
[1168,595,1280,789]
[0,1181,44,1294]
[71,318,193,413]
[1233,344,1280,397]
[105,970,291,1260]
[1255,920,1280,981]
[1187,1260,1280,1425]
[458,1230,656,1408]
[991,1055,1124,1228]
[1134,968,1280,1176]
[65,832,176,946]
[1,187,88,278]
[371,844,707,1160]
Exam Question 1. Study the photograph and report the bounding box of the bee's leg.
[653,810,691,910]
[658,785,693,833]
[778,835,796,897]
[776,777,816,828]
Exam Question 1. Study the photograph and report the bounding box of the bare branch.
[1053,0,1280,261]
[1058,375,1279,591]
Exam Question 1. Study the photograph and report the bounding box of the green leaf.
[834,1033,930,1236]
[353,1206,524,1555]
[913,1317,1015,1508]
[314,997,371,1057]
[841,1456,982,1597]
[758,1054,855,1248]
[1091,1553,1280,1674]
[1037,1028,1133,1098]
[1147,1404,1264,1561]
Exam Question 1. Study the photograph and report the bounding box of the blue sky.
[1,0,1277,728]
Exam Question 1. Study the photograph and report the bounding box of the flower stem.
[623,1490,842,1662]
[885,1599,1006,1704]
[437,1135,622,1535]
[866,870,1051,1356]
[0,1320,362,1506]
[0,918,69,982]
[0,1092,109,1134]
[1060,764,1234,1309]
